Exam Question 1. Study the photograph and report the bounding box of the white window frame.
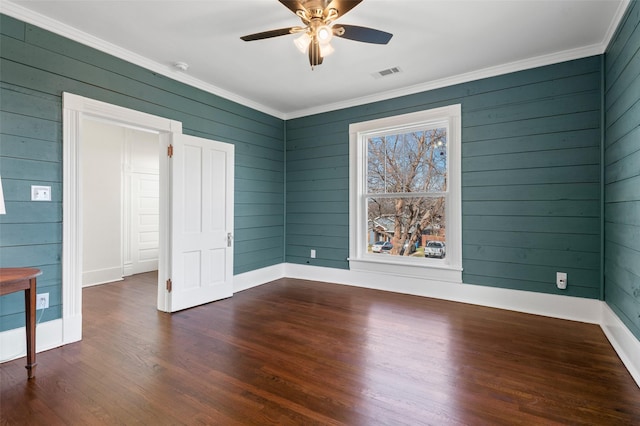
[348,104,462,283]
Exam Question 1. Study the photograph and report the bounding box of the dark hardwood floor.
[1,272,639,425]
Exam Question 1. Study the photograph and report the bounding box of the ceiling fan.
[240,0,393,68]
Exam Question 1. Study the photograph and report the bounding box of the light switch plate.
[31,185,51,201]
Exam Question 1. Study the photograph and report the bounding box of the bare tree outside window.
[366,127,447,257]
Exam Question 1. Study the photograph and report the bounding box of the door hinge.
[167,144,173,158]
[166,278,172,292]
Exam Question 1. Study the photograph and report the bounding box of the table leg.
[25,277,37,379]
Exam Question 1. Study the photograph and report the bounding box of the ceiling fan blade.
[278,0,306,15]
[335,24,393,44]
[240,27,297,41]
[327,0,364,18]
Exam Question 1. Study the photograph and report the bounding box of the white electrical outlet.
[310,249,316,258]
[556,272,567,290]
[37,293,49,310]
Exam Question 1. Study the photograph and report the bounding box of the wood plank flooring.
[1,272,639,425]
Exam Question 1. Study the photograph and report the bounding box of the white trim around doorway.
[62,93,182,345]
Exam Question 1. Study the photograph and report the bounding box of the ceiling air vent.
[373,67,402,79]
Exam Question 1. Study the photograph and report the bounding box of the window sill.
[348,257,462,283]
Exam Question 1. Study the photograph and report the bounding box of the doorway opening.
[81,118,160,288]
[63,92,235,346]
[62,92,183,344]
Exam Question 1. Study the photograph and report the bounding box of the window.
[349,105,461,282]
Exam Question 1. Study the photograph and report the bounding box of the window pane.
[367,196,446,258]
[367,128,447,194]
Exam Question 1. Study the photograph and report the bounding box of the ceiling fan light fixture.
[316,25,333,43]
[294,32,311,53]
[319,42,334,57]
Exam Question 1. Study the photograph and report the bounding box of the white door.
[130,173,159,274]
[159,133,234,312]
[127,129,160,276]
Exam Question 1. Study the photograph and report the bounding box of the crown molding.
[284,42,606,119]
[0,1,286,119]
[2,0,631,121]
[604,0,632,50]
[283,0,631,119]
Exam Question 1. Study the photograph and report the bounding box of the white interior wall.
[81,120,124,286]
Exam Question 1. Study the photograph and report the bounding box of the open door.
[159,133,234,312]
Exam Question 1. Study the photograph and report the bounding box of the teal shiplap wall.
[604,0,640,340]
[3,9,626,335]
[286,57,602,299]
[0,15,285,332]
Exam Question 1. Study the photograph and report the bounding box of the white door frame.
[62,92,182,344]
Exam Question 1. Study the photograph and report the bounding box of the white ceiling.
[2,0,629,119]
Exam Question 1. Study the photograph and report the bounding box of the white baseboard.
[63,313,83,345]
[0,314,81,363]
[601,303,640,388]
[2,262,637,389]
[284,263,639,388]
[284,263,602,323]
[233,263,285,293]
[129,260,159,276]
[123,262,133,277]
[82,267,123,287]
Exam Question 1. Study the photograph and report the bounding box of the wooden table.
[0,267,42,379]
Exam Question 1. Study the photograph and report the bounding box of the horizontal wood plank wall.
[0,15,285,332]
[604,1,640,340]
[286,57,602,298]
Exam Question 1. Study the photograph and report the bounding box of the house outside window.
[349,105,462,283]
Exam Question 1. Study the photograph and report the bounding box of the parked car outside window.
[372,241,393,253]
[424,241,446,258]
[400,241,417,255]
